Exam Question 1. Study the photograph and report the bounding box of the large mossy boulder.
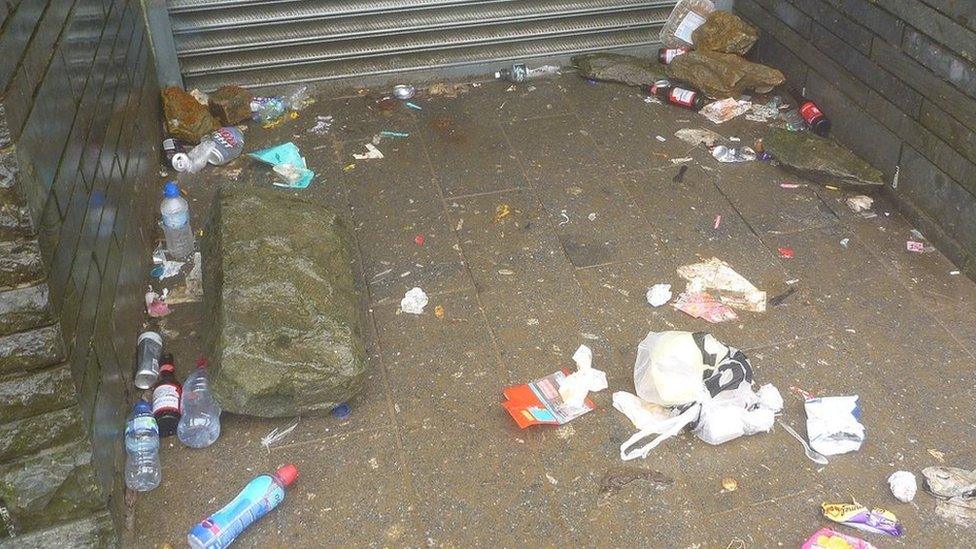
[572,53,665,87]
[204,186,369,417]
[666,51,784,98]
[764,128,884,188]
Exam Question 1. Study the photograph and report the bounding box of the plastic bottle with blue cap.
[160,182,194,259]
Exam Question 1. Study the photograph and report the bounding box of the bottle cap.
[133,400,152,414]
[195,358,208,369]
[332,403,350,419]
[163,181,180,197]
[161,353,174,366]
[275,464,299,487]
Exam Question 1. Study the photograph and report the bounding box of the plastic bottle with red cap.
[188,465,299,549]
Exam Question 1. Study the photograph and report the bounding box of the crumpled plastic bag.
[617,331,780,460]
[558,345,608,407]
[249,142,315,189]
[804,396,865,456]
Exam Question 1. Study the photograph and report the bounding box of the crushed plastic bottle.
[494,63,560,82]
[160,182,194,259]
[172,127,245,173]
[712,145,757,163]
[188,465,298,549]
[124,400,161,492]
[177,358,222,448]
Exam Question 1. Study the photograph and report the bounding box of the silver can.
[135,331,163,389]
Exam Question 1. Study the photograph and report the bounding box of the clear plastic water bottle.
[177,358,222,448]
[172,127,245,173]
[124,400,161,492]
[160,181,194,259]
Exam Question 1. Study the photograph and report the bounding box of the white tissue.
[558,345,608,407]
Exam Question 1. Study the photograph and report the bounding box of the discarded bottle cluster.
[130,322,306,547]
[126,343,223,490]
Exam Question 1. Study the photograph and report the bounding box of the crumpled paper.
[700,98,751,124]
[677,257,766,312]
[888,471,917,503]
[558,344,608,407]
[646,284,673,307]
[400,287,428,315]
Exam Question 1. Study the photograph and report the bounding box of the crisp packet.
[822,501,903,537]
[801,527,877,549]
[502,369,595,428]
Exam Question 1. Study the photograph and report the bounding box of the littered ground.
[126,74,976,548]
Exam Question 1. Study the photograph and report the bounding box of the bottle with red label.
[790,89,831,137]
[152,354,182,437]
[658,47,690,65]
[646,79,705,111]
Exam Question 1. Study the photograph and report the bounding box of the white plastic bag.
[633,331,710,406]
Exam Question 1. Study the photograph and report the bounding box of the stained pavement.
[127,75,976,548]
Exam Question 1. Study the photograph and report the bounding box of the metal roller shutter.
[167,0,678,90]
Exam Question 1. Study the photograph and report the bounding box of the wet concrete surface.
[127,75,976,548]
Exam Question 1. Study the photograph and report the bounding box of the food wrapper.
[801,527,877,549]
[249,142,314,188]
[503,369,595,428]
[822,501,903,537]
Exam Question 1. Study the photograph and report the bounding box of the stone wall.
[0,0,162,544]
[736,0,976,279]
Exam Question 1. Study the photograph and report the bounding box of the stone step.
[0,323,65,375]
[0,364,74,424]
[0,440,105,533]
[0,239,44,289]
[0,405,82,463]
[0,510,114,548]
[0,283,53,335]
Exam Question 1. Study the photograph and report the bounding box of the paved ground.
[127,74,976,548]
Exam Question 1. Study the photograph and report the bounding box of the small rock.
[161,86,217,143]
[692,11,758,55]
[208,85,253,126]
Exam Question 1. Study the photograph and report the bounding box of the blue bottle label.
[188,475,285,548]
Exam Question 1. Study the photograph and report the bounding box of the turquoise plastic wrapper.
[248,142,314,189]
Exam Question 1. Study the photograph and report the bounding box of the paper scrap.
[400,287,428,314]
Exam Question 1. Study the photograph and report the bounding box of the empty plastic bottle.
[124,400,161,492]
[171,127,245,173]
[188,465,299,549]
[494,63,560,83]
[177,358,222,448]
[160,182,194,259]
